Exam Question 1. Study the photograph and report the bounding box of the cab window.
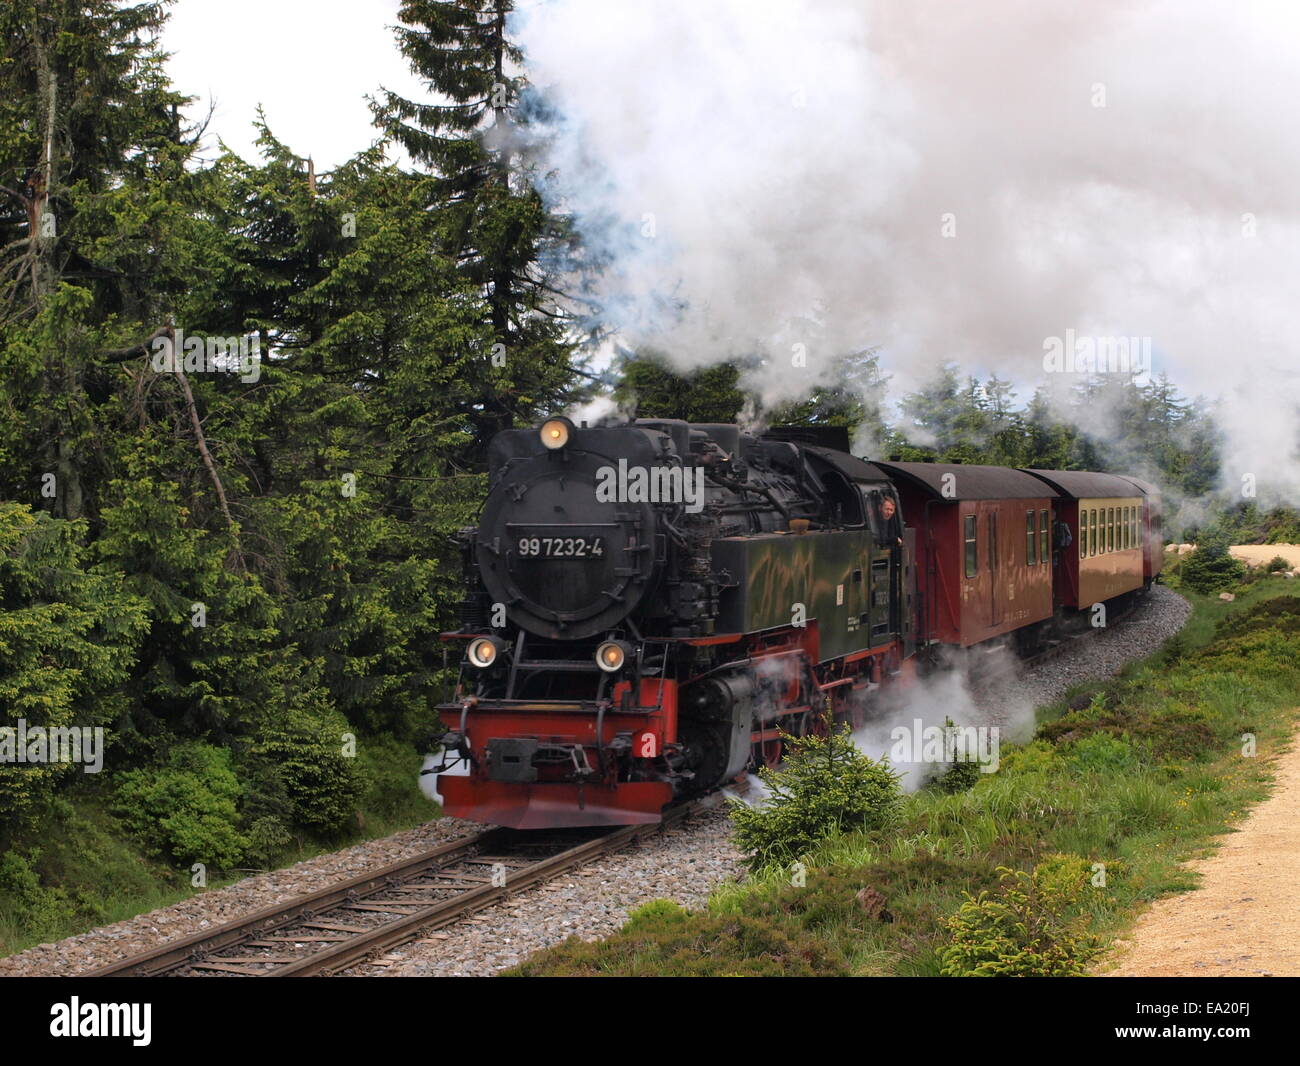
[964,515,977,578]
[870,489,902,546]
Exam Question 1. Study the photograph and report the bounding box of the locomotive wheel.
[677,719,731,795]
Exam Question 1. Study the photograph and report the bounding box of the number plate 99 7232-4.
[516,536,606,559]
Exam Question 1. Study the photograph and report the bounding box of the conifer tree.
[372,0,588,457]
[0,0,194,520]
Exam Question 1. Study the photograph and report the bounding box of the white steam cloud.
[517,0,1300,504]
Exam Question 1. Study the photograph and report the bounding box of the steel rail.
[81,831,497,977]
[83,803,697,978]
[275,804,694,976]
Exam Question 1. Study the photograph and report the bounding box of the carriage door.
[988,510,1003,625]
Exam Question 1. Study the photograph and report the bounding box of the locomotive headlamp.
[595,640,632,673]
[540,417,573,450]
[467,635,508,669]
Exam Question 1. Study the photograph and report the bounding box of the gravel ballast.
[0,585,1191,978]
[0,818,483,978]
[987,584,1191,712]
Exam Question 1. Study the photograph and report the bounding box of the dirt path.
[1100,725,1300,977]
[1228,544,1300,569]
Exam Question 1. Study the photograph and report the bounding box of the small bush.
[1265,555,1290,573]
[112,743,250,869]
[247,704,364,833]
[936,718,985,792]
[938,858,1103,976]
[730,716,902,872]
[1177,546,1246,593]
[626,898,689,926]
[1159,631,1187,665]
[243,816,293,867]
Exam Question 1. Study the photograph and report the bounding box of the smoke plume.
[518,0,1300,503]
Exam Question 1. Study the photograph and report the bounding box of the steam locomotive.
[432,417,1162,828]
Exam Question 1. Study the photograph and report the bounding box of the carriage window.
[1132,509,1139,548]
[964,515,977,578]
[1123,507,1130,549]
[1090,509,1098,556]
[1039,509,1049,562]
[1026,510,1036,565]
[1109,508,1116,552]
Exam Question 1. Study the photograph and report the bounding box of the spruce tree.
[372,0,588,457]
[0,0,193,520]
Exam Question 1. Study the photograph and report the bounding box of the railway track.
[83,802,700,978]
[76,600,1149,980]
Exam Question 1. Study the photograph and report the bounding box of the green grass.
[0,737,440,959]
[509,579,1300,977]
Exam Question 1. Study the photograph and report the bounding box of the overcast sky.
[162,0,428,168]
